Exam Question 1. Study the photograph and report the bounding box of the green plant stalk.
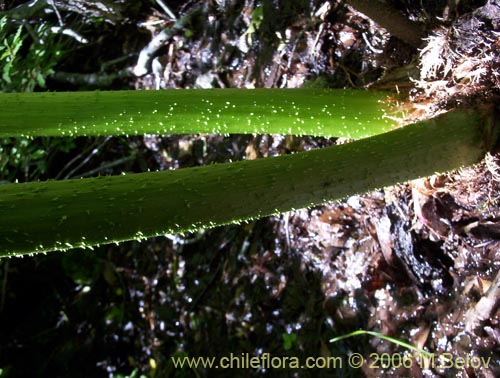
[0,89,398,139]
[0,109,488,257]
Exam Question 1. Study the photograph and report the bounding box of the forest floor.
[1,1,500,377]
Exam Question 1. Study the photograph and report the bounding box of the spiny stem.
[0,89,399,139]
[0,109,489,257]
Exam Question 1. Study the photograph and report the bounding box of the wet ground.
[1,1,500,377]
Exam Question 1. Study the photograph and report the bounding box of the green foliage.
[0,16,66,92]
[282,332,297,350]
[0,17,72,183]
[0,17,23,89]
[244,5,264,45]
[0,137,43,182]
[0,137,75,182]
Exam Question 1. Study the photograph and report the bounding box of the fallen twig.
[465,269,500,334]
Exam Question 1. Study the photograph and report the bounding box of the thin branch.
[55,139,101,180]
[133,6,202,76]
[50,68,132,87]
[50,26,88,44]
[77,155,136,178]
[155,0,177,20]
[63,136,112,179]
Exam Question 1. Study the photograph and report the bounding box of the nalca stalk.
[0,108,492,257]
[0,89,400,139]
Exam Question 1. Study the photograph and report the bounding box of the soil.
[1,1,500,377]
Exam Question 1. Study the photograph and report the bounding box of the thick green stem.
[0,89,398,139]
[0,109,489,257]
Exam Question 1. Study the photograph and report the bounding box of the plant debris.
[2,1,500,377]
[413,0,500,116]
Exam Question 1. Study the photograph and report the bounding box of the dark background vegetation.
[1,1,499,377]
